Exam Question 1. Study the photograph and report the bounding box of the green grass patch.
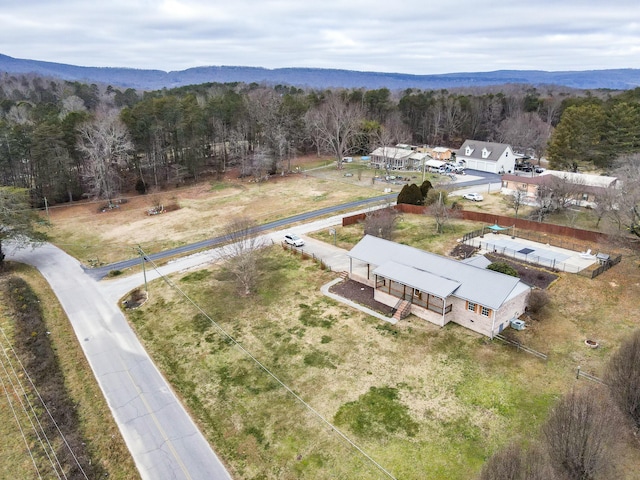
[298,301,337,328]
[334,386,419,438]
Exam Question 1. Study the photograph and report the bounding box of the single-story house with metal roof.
[457,140,517,174]
[501,170,618,208]
[346,235,531,338]
[369,146,431,171]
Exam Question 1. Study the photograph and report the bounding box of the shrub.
[135,178,147,194]
[397,183,423,205]
[604,329,640,430]
[543,389,622,480]
[527,289,550,316]
[424,188,449,206]
[488,262,519,277]
[419,180,433,199]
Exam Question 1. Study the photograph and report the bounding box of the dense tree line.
[2,72,640,207]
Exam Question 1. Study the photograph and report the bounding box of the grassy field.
[44,160,389,266]
[0,264,138,479]
[41,157,467,268]
[123,218,640,479]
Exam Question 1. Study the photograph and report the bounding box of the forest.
[1,72,640,207]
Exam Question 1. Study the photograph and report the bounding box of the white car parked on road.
[462,192,484,202]
[284,233,305,247]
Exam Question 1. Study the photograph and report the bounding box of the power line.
[0,340,64,479]
[0,327,89,479]
[140,249,397,480]
[0,371,43,480]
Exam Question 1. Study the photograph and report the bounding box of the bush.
[479,441,557,480]
[543,389,622,480]
[487,262,519,277]
[604,329,640,430]
[135,178,147,194]
[527,289,550,316]
[397,183,423,205]
[419,180,432,199]
[424,189,449,206]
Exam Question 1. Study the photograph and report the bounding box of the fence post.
[577,366,581,379]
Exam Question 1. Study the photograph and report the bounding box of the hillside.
[1,53,639,91]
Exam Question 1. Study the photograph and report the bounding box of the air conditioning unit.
[510,319,526,331]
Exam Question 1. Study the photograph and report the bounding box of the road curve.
[7,243,232,480]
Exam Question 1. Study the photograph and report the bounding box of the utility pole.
[138,245,148,292]
[44,197,50,222]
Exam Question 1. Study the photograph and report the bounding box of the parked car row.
[515,163,545,174]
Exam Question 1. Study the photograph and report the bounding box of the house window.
[481,306,490,317]
[582,193,589,201]
[413,288,422,299]
[521,183,528,189]
[481,148,490,159]
[465,146,473,156]
[467,302,477,312]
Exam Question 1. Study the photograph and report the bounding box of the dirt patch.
[329,279,395,316]
[484,253,558,289]
[450,243,557,289]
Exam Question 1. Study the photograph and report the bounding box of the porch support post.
[441,296,446,326]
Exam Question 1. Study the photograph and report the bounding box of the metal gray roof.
[457,140,512,162]
[373,261,461,298]
[348,235,526,310]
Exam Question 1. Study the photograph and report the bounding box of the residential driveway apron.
[8,243,231,480]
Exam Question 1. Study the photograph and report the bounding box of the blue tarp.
[488,224,509,231]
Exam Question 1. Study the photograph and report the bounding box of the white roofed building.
[347,236,531,338]
[457,140,517,174]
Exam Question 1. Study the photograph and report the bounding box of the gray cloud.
[0,0,639,74]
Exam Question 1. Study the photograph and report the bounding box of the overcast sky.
[1,0,639,75]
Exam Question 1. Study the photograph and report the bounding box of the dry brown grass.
[44,166,386,265]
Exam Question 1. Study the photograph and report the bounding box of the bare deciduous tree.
[220,217,266,296]
[363,207,400,240]
[543,388,622,480]
[479,441,557,480]
[425,190,461,233]
[304,92,364,168]
[496,112,551,163]
[77,110,133,201]
[604,329,640,432]
[510,187,528,219]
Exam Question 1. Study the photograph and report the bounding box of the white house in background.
[346,235,531,338]
[457,140,517,174]
[369,146,430,171]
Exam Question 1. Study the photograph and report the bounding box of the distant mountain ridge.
[1,53,639,91]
